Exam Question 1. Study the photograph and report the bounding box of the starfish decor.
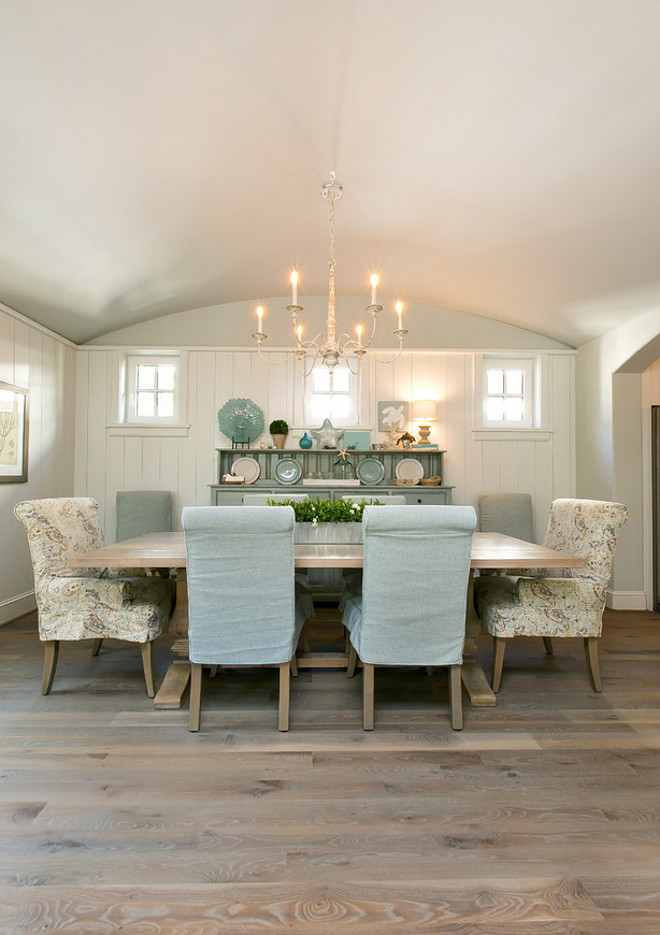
[310,418,344,449]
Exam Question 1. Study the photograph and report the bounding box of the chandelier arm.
[254,345,305,366]
[365,332,408,365]
[344,354,363,375]
[297,333,325,350]
[336,332,358,351]
[342,311,379,353]
[300,347,321,377]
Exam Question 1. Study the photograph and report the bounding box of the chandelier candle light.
[251,173,407,374]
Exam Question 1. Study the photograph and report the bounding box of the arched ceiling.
[1,0,660,346]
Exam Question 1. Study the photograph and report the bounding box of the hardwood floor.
[1,607,659,933]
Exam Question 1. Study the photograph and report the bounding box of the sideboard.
[210,447,453,505]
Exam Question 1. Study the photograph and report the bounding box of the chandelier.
[251,172,407,374]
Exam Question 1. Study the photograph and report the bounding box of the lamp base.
[417,424,432,444]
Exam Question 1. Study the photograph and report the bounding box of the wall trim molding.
[0,302,77,348]
[81,343,579,356]
[107,424,190,437]
[0,590,36,627]
[472,430,552,442]
[606,589,648,611]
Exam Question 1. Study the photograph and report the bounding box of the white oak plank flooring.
[1,608,659,933]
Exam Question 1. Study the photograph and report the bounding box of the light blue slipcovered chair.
[478,493,534,541]
[182,506,314,732]
[116,490,171,541]
[474,498,628,693]
[342,505,476,730]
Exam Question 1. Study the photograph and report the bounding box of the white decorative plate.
[395,458,424,483]
[356,457,386,485]
[231,457,260,485]
[273,458,303,485]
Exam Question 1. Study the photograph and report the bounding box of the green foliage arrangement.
[267,497,384,523]
[269,419,289,435]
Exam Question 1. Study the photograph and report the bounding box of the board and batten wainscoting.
[74,347,575,549]
[0,305,77,625]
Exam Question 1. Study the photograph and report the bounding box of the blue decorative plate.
[273,458,303,485]
[356,457,386,485]
[217,398,264,445]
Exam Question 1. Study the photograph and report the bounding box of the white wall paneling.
[0,307,76,624]
[75,347,576,542]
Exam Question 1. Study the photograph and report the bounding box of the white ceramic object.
[395,458,424,483]
[231,456,260,485]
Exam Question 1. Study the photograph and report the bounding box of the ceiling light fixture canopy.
[251,172,407,374]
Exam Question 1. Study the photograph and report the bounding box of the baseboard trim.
[606,589,648,611]
[0,591,36,627]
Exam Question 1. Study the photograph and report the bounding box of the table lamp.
[412,399,437,445]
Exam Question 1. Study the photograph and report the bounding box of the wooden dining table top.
[69,530,585,571]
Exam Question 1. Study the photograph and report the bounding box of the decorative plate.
[273,458,303,486]
[231,457,260,485]
[356,457,386,485]
[217,398,265,445]
[395,458,424,483]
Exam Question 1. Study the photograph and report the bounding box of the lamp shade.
[412,399,437,422]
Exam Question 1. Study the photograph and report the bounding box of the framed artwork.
[0,381,29,484]
[377,400,409,432]
[343,430,371,450]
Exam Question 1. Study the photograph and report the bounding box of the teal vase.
[299,432,313,449]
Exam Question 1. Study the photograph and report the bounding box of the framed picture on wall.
[0,381,29,484]
[377,400,409,432]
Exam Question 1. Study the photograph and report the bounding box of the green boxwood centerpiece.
[267,497,384,524]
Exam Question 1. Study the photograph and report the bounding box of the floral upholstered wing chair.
[474,498,628,693]
[14,498,175,697]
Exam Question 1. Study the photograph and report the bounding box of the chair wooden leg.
[299,625,310,654]
[140,641,156,698]
[91,638,103,656]
[362,663,375,731]
[41,641,59,695]
[492,636,506,693]
[208,665,218,678]
[542,636,554,655]
[584,637,602,692]
[290,654,298,678]
[346,644,358,678]
[449,664,463,731]
[188,662,202,731]
[278,662,290,732]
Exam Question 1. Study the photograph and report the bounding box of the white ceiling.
[2,0,660,346]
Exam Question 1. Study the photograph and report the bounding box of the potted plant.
[269,419,289,449]
[266,497,384,543]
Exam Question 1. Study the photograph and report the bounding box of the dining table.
[69,530,584,711]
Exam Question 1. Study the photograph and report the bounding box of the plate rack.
[217,447,445,487]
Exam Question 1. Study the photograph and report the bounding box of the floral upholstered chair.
[474,498,628,693]
[14,498,175,697]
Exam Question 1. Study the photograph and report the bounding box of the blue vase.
[299,432,313,449]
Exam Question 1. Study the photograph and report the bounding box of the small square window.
[302,361,361,427]
[481,358,533,428]
[125,356,180,424]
